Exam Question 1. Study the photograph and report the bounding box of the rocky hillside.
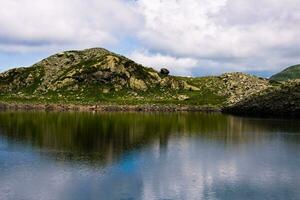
[0,48,198,94]
[218,73,270,104]
[0,47,277,110]
[223,80,300,116]
[0,48,211,105]
[181,73,271,105]
[270,64,300,82]
[224,66,300,116]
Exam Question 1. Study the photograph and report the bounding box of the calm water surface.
[0,112,300,200]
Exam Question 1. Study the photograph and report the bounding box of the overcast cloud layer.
[1,0,300,76]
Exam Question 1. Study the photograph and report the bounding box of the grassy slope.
[0,70,227,107]
[0,77,227,107]
[270,64,300,81]
[0,48,228,108]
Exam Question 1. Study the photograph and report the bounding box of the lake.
[0,112,300,200]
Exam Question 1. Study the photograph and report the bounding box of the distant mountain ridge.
[270,64,300,81]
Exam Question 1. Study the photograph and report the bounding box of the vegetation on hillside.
[2,47,299,115]
[270,64,300,82]
[0,48,270,108]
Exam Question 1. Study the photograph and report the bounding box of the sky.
[1,0,300,77]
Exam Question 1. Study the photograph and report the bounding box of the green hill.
[0,47,272,110]
[270,64,300,81]
[0,48,223,107]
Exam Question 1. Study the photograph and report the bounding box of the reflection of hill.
[0,112,299,165]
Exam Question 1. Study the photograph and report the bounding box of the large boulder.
[129,77,148,91]
[160,68,170,75]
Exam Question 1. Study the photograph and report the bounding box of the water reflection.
[0,112,300,200]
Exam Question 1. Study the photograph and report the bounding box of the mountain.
[0,47,273,111]
[270,64,300,82]
[0,48,197,93]
[0,48,219,107]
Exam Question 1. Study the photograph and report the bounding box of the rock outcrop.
[223,80,300,116]
[219,73,271,105]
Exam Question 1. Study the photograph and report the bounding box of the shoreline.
[0,102,221,112]
[1,102,299,118]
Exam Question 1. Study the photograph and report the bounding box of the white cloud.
[1,0,300,75]
[137,0,300,58]
[0,0,141,53]
[135,0,300,75]
[129,50,198,76]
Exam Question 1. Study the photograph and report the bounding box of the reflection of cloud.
[2,140,299,200]
[138,138,300,200]
[0,162,72,200]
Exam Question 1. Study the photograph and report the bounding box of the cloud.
[135,0,300,75]
[0,0,141,53]
[1,0,300,75]
[137,0,300,58]
[129,50,283,76]
[129,50,198,76]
